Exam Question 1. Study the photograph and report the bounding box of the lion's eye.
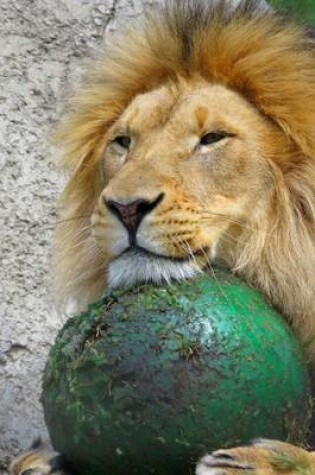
[112,135,131,149]
[200,132,229,146]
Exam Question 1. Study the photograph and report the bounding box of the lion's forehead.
[119,80,263,137]
[121,84,178,131]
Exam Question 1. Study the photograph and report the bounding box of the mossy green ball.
[42,269,311,475]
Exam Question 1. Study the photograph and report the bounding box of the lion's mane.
[54,0,315,356]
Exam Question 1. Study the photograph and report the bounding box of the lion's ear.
[235,34,315,162]
[267,103,315,163]
[248,31,315,161]
[196,9,315,162]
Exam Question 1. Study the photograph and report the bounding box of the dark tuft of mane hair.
[151,0,271,63]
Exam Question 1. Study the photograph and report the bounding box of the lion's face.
[54,1,315,354]
[91,78,285,288]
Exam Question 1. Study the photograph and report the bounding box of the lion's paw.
[196,452,254,474]
[196,439,315,475]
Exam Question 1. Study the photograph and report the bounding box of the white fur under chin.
[107,250,202,289]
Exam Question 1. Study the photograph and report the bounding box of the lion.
[53,0,315,356]
[13,0,315,473]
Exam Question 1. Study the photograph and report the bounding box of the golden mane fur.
[54,0,315,358]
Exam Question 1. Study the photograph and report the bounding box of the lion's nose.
[105,193,164,243]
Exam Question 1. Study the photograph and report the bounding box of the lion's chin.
[107,247,203,290]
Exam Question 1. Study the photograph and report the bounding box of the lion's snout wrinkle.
[105,193,164,244]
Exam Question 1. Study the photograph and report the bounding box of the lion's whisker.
[54,215,91,225]
[198,246,240,313]
[200,213,273,237]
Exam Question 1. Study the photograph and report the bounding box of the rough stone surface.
[0,0,157,469]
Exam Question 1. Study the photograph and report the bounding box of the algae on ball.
[42,269,311,475]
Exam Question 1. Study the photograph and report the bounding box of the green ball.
[42,269,312,475]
